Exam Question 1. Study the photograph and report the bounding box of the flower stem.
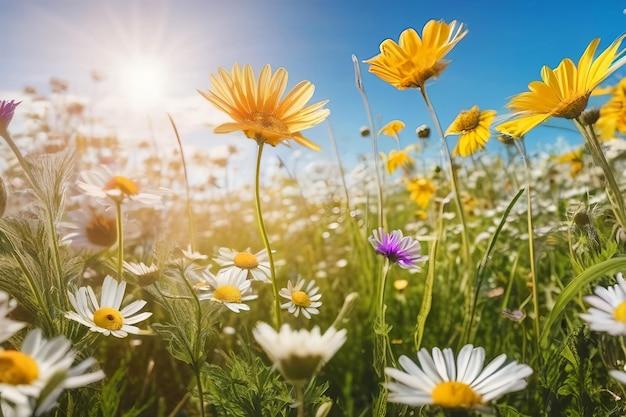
[419,88,471,274]
[373,257,393,417]
[253,142,281,329]
[168,113,197,252]
[513,139,541,356]
[295,383,305,417]
[115,201,124,282]
[575,119,626,232]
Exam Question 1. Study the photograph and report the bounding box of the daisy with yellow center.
[382,149,414,175]
[0,328,104,417]
[497,35,626,138]
[446,105,496,157]
[199,269,258,313]
[65,275,152,338]
[279,279,322,319]
[405,177,436,208]
[77,165,162,206]
[199,63,330,150]
[214,247,271,283]
[61,206,117,250]
[580,272,626,335]
[364,20,468,90]
[385,344,532,410]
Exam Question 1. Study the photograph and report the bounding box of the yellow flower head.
[556,147,584,178]
[364,20,468,90]
[596,77,626,140]
[199,63,330,151]
[382,149,414,175]
[406,177,436,208]
[446,106,496,157]
[497,35,626,138]
[378,120,406,137]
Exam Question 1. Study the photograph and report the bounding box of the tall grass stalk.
[513,139,541,358]
[168,113,197,252]
[114,201,124,282]
[253,142,281,329]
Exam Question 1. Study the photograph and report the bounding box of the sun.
[118,56,168,110]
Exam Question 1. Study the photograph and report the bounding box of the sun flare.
[118,57,168,110]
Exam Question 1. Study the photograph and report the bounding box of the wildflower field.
[2,18,626,417]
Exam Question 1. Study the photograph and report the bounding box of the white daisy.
[123,261,159,286]
[385,344,533,409]
[65,275,152,338]
[199,269,258,313]
[279,279,322,319]
[0,328,104,417]
[214,247,271,283]
[61,206,117,250]
[580,272,626,335]
[0,290,26,344]
[181,244,209,261]
[76,165,162,206]
[252,322,347,385]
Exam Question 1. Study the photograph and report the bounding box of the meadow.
[1,19,626,417]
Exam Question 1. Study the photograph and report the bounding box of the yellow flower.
[497,36,626,138]
[382,149,414,174]
[199,63,330,151]
[596,77,626,140]
[378,120,406,137]
[556,147,584,178]
[446,106,496,157]
[406,177,436,208]
[364,20,468,90]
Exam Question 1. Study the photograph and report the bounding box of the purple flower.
[0,100,20,132]
[368,227,427,270]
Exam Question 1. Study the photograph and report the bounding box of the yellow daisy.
[199,63,330,151]
[446,106,496,157]
[497,35,626,138]
[556,147,584,178]
[378,120,406,137]
[382,149,414,175]
[364,20,468,90]
[406,177,436,208]
[596,77,626,140]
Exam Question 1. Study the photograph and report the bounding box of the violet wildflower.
[368,227,427,270]
[0,100,20,134]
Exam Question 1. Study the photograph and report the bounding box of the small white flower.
[0,291,26,344]
[123,261,159,286]
[252,322,347,384]
[214,247,271,282]
[580,272,626,335]
[610,369,626,385]
[199,269,258,313]
[77,165,161,206]
[65,275,152,338]
[0,328,104,417]
[61,206,117,251]
[181,244,209,261]
[279,279,322,319]
[385,344,533,410]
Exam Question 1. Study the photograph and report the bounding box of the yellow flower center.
[554,94,590,119]
[85,214,117,247]
[104,175,139,196]
[213,285,242,303]
[0,350,39,385]
[233,253,259,270]
[454,107,480,132]
[291,291,311,307]
[431,381,482,408]
[93,307,124,330]
[244,113,291,145]
[614,302,626,323]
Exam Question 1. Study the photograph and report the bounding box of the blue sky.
[1,0,625,172]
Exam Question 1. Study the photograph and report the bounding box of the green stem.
[253,142,281,329]
[373,257,393,417]
[513,140,541,359]
[418,88,471,284]
[575,119,626,232]
[115,201,124,281]
[168,114,197,252]
[295,383,305,417]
